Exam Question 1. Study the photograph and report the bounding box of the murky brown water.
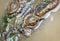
[0,0,60,41]
[0,0,10,17]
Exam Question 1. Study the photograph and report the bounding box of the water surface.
[0,0,60,41]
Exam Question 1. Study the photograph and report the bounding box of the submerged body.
[0,0,60,41]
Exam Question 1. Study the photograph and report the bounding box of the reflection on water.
[0,0,60,41]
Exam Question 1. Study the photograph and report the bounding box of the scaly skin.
[7,0,28,15]
[23,0,59,28]
[7,0,19,14]
[35,0,59,17]
[23,14,40,28]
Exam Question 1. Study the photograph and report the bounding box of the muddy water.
[0,0,60,41]
[0,0,10,17]
[23,9,60,41]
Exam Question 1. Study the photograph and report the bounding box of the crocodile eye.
[11,3,17,9]
[29,17,37,23]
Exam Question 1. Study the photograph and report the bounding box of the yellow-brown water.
[0,0,60,41]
